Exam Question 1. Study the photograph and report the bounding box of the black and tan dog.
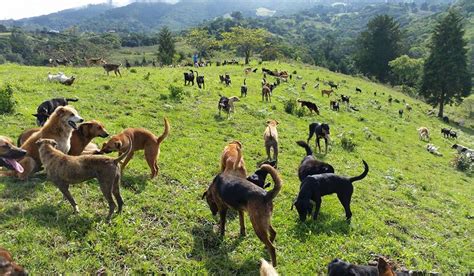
[33,97,79,126]
[307,122,330,153]
[297,99,320,115]
[328,257,402,276]
[0,136,27,173]
[37,138,132,222]
[203,164,282,266]
[293,160,368,221]
[296,141,334,181]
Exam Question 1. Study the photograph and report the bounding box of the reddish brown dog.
[0,247,27,275]
[220,140,247,178]
[100,118,170,178]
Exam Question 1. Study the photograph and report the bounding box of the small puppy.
[296,141,334,181]
[307,122,330,153]
[260,258,278,276]
[220,140,247,178]
[263,120,279,162]
[0,247,27,276]
[100,118,170,178]
[293,160,369,221]
[417,127,430,141]
[203,164,282,266]
[37,138,131,222]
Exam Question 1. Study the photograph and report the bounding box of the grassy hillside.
[0,62,472,274]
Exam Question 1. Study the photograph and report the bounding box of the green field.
[0,62,472,274]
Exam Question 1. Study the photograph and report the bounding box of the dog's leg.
[238,210,246,236]
[307,125,315,143]
[265,144,271,161]
[324,138,328,154]
[219,208,227,236]
[57,184,79,213]
[120,151,134,173]
[269,223,276,243]
[99,178,116,222]
[249,212,277,267]
[316,137,321,153]
[337,193,352,220]
[112,174,124,213]
[273,143,278,162]
[145,147,159,178]
[313,197,322,220]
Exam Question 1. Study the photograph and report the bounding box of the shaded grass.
[0,62,472,274]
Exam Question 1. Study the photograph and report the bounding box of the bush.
[340,132,356,152]
[130,68,137,73]
[168,85,185,102]
[453,154,473,173]
[0,84,16,114]
[284,99,297,114]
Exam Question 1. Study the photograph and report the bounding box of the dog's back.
[296,141,334,181]
[328,258,378,276]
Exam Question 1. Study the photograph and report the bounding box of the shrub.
[0,84,16,114]
[340,132,356,152]
[453,154,473,173]
[284,99,297,114]
[168,85,185,102]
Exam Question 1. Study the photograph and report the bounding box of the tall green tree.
[420,9,471,118]
[355,15,402,82]
[157,26,175,65]
[389,55,423,87]
[221,27,269,65]
[185,28,216,61]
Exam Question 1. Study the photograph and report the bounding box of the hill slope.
[0,62,472,274]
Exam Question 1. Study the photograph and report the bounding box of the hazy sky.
[0,0,132,20]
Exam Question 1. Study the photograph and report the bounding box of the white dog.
[47,72,69,83]
[426,144,442,156]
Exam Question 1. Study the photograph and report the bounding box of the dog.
[388,96,393,104]
[241,78,248,97]
[260,258,278,276]
[84,57,106,66]
[220,140,247,178]
[341,95,350,104]
[18,120,108,156]
[218,96,240,118]
[17,106,83,180]
[125,59,131,69]
[329,83,338,89]
[224,74,231,86]
[263,120,279,162]
[103,63,122,77]
[405,103,412,111]
[417,127,430,141]
[449,130,457,139]
[100,118,170,178]
[426,144,442,156]
[452,144,474,157]
[293,160,368,221]
[0,247,27,276]
[328,257,400,276]
[296,141,334,181]
[202,164,281,266]
[330,100,340,111]
[47,72,69,82]
[399,109,404,118]
[246,160,277,189]
[356,87,362,93]
[0,136,27,173]
[33,97,79,126]
[60,76,75,86]
[441,128,451,138]
[37,138,131,222]
[297,99,320,115]
[321,89,333,97]
[196,72,205,89]
[301,82,307,91]
[184,70,195,86]
[307,122,330,153]
[262,84,272,102]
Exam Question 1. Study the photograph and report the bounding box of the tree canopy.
[221,27,269,64]
[157,26,175,65]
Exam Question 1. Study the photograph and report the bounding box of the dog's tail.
[114,139,132,165]
[263,164,282,201]
[349,160,369,183]
[233,145,243,171]
[156,117,170,145]
[296,140,312,156]
[66,98,79,102]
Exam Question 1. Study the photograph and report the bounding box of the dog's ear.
[201,191,207,200]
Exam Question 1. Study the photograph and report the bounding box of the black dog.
[449,130,457,139]
[441,128,451,138]
[293,160,368,221]
[224,74,231,86]
[33,97,79,126]
[184,70,195,86]
[329,82,338,90]
[341,95,350,104]
[241,78,248,97]
[307,122,330,153]
[296,141,334,181]
[399,109,404,117]
[330,100,339,111]
[196,72,205,89]
[328,258,377,276]
[246,160,277,188]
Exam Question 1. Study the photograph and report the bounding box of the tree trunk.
[245,50,250,65]
[438,91,445,118]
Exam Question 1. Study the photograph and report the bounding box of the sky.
[0,0,132,20]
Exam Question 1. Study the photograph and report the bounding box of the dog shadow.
[121,174,148,193]
[189,220,260,274]
[289,213,351,242]
[0,174,47,200]
[213,114,226,122]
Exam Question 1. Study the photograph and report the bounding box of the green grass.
[0,62,472,274]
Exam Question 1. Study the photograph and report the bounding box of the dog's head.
[202,190,218,216]
[33,109,50,127]
[266,120,279,127]
[77,120,109,139]
[0,136,26,173]
[48,106,83,130]
[35,138,58,148]
[228,140,242,150]
[247,166,272,189]
[321,123,330,136]
[100,136,123,153]
[292,198,312,222]
[377,257,397,276]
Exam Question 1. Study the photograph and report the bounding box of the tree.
[221,27,269,65]
[355,15,402,82]
[157,26,175,65]
[0,24,7,33]
[389,55,423,87]
[185,28,216,61]
[420,9,471,118]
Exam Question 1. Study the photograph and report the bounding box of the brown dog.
[0,136,27,173]
[37,138,131,222]
[18,120,109,155]
[203,164,282,266]
[17,106,83,180]
[263,120,279,163]
[0,247,27,275]
[220,140,247,178]
[100,118,170,178]
[321,89,334,97]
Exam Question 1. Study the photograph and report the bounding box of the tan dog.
[101,118,170,178]
[0,247,27,275]
[220,140,247,178]
[321,89,334,97]
[37,138,131,222]
[263,120,279,163]
[417,127,430,141]
[18,120,109,155]
[17,106,83,180]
